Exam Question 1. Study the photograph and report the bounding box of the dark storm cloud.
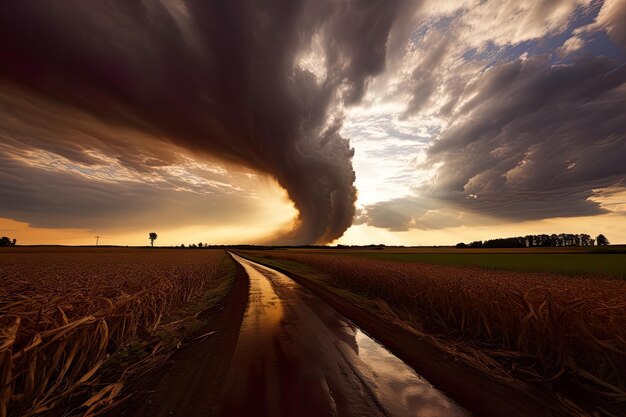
[0,155,256,230]
[0,0,413,244]
[403,30,452,115]
[0,82,184,173]
[347,1,626,232]
[424,54,626,221]
[355,196,464,231]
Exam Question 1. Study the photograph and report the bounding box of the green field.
[285,247,626,278]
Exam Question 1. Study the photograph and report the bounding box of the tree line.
[456,233,609,249]
[178,243,211,248]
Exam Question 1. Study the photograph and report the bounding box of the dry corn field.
[0,248,228,417]
[253,251,626,414]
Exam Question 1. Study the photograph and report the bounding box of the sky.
[0,0,625,246]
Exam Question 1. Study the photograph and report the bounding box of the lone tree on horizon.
[149,232,158,247]
[0,236,16,247]
[596,234,609,246]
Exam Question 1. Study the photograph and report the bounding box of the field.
[0,247,233,417]
[242,249,626,415]
[3,246,625,416]
[285,246,626,278]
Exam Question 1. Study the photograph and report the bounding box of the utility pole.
[95,236,100,246]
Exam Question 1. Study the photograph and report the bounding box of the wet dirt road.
[218,254,470,417]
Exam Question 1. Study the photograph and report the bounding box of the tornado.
[0,0,408,243]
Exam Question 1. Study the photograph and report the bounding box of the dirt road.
[127,253,470,417]
[119,252,562,417]
[216,253,470,417]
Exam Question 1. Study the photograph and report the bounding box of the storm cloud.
[0,0,416,244]
[350,0,626,232]
[2,0,625,241]
[0,155,253,230]
[355,196,465,231]
[425,54,626,221]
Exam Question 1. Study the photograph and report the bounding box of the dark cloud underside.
[0,155,251,230]
[2,0,625,239]
[426,55,626,221]
[0,0,415,243]
[359,53,626,231]
[354,0,626,232]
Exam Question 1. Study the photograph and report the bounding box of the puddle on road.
[235,258,284,350]
[353,328,469,417]
[228,254,470,417]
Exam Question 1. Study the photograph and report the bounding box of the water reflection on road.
[217,254,470,417]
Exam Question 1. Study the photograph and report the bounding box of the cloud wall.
[0,0,416,243]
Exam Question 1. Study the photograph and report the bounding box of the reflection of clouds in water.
[333,320,360,357]
[232,255,469,417]
[237,260,284,351]
[354,330,469,417]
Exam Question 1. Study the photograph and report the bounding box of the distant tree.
[469,240,483,248]
[0,237,11,247]
[596,234,609,246]
[11,238,16,246]
[198,242,203,248]
[149,232,158,247]
[455,242,467,248]
[180,243,185,248]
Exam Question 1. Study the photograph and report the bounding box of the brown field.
[243,250,626,415]
[0,247,230,417]
[274,246,626,278]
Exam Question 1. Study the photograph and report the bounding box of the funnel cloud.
[0,1,412,244]
[3,0,625,246]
